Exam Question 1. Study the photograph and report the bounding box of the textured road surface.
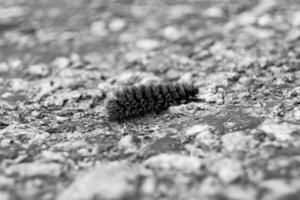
[0,0,300,199]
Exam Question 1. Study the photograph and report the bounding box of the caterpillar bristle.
[105,82,199,122]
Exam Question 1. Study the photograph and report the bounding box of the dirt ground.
[0,0,300,199]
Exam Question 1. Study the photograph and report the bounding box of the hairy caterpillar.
[105,82,199,122]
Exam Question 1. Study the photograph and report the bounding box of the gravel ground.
[0,0,300,200]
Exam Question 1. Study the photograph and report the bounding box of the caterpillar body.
[105,82,199,122]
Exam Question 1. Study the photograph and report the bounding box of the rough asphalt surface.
[0,0,300,199]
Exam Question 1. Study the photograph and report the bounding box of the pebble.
[0,175,14,187]
[51,140,89,152]
[222,131,258,152]
[144,154,203,174]
[9,78,28,91]
[40,150,66,162]
[0,63,9,73]
[199,177,222,196]
[136,39,160,50]
[186,124,213,136]
[118,135,136,151]
[91,21,108,37]
[195,128,218,147]
[163,26,183,41]
[0,6,27,25]
[168,5,194,19]
[292,12,300,26]
[5,162,62,177]
[43,90,82,107]
[109,18,126,32]
[57,162,137,200]
[198,88,225,105]
[52,57,70,69]
[257,14,273,27]
[27,63,50,77]
[293,107,300,121]
[260,179,300,198]
[209,158,243,183]
[259,120,300,141]
[0,192,9,200]
[290,86,300,97]
[224,185,257,200]
[203,7,224,18]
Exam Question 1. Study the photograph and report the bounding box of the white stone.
[91,21,107,37]
[0,63,9,73]
[293,107,300,121]
[196,129,218,147]
[52,57,70,69]
[186,124,212,136]
[210,158,243,183]
[259,120,300,141]
[222,131,258,152]
[57,162,137,200]
[163,26,183,41]
[136,39,160,50]
[144,154,203,174]
[118,135,135,150]
[109,18,126,32]
[203,7,224,18]
[5,162,62,177]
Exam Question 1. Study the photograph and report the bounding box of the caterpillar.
[105,82,199,122]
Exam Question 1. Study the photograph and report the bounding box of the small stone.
[260,179,300,197]
[238,13,257,25]
[166,69,181,80]
[118,135,136,150]
[5,162,62,177]
[109,18,126,32]
[198,88,225,105]
[0,192,9,200]
[292,12,300,26]
[91,21,107,37]
[141,177,156,195]
[9,78,28,91]
[0,63,9,73]
[136,39,160,50]
[203,7,224,18]
[144,154,203,173]
[27,63,50,77]
[257,14,273,26]
[51,140,89,151]
[8,58,22,69]
[195,128,218,147]
[142,137,179,156]
[290,86,300,97]
[259,120,300,141]
[43,90,82,107]
[163,26,183,41]
[222,131,258,152]
[124,51,145,63]
[0,138,13,148]
[225,185,257,200]
[0,6,27,25]
[179,73,193,83]
[209,158,243,183]
[168,5,194,19]
[186,124,213,136]
[0,175,14,187]
[57,163,137,200]
[52,57,70,69]
[294,107,300,121]
[199,177,222,196]
[40,150,66,162]
[286,29,300,42]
